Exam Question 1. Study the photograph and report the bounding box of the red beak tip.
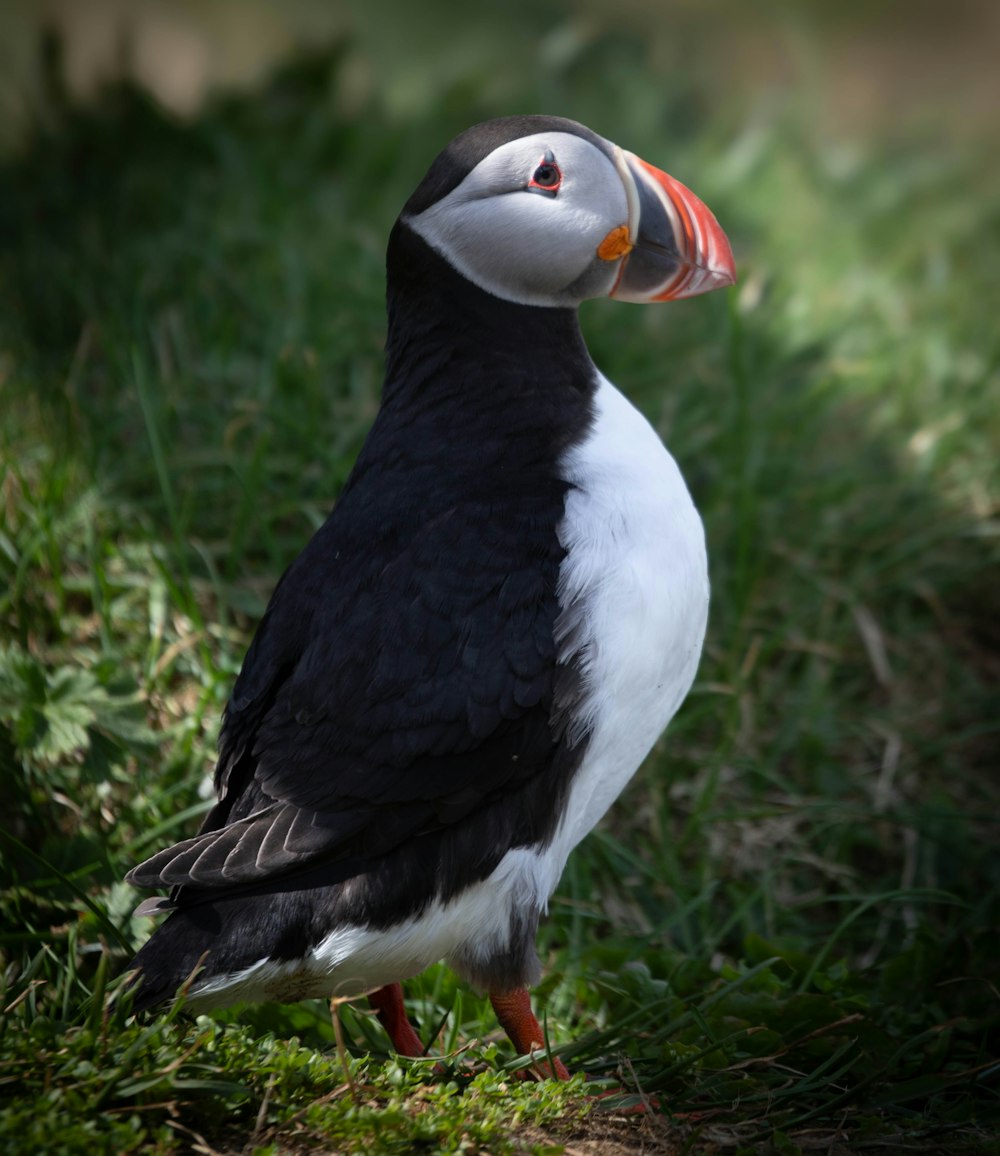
[713,260,737,289]
[706,223,737,287]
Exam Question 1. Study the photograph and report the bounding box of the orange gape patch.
[596,224,633,261]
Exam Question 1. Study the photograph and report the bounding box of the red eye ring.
[527,153,562,195]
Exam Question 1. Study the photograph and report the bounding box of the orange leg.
[489,988,569,1080]
[368,983,425,1057]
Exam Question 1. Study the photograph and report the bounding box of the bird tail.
[124,916,211,1014]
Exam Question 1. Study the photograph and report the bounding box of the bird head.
[402,115,736,309]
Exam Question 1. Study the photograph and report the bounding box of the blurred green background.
[0,1,997,1152]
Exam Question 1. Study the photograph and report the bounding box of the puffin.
[125,115,735,1077]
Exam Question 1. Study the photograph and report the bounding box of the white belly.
[467,369,710,929]
[451,371,709,983]
[551,371,709,852]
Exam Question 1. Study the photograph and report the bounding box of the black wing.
[127,414,577,892]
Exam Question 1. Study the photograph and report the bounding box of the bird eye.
[527,155,562,195]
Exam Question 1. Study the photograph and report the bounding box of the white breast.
[448,371,709,984]
[494,370,709,915]
[553,371,709,843]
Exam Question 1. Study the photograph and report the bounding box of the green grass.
[2,12,999,1155]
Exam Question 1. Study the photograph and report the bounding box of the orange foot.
[367,982,426,1057]
[489,988,570,1081]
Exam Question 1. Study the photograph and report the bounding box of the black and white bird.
[126,115,735,1075]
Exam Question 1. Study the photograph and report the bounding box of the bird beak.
[601,146,736,302]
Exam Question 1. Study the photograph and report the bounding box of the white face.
[405,132,629,308]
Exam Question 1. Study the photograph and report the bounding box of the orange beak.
[606,146,736,302]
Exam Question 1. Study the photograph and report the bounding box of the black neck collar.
[383,221,593,404]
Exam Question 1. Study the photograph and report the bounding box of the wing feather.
[128,464,570,892]
[125,328,605,898]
